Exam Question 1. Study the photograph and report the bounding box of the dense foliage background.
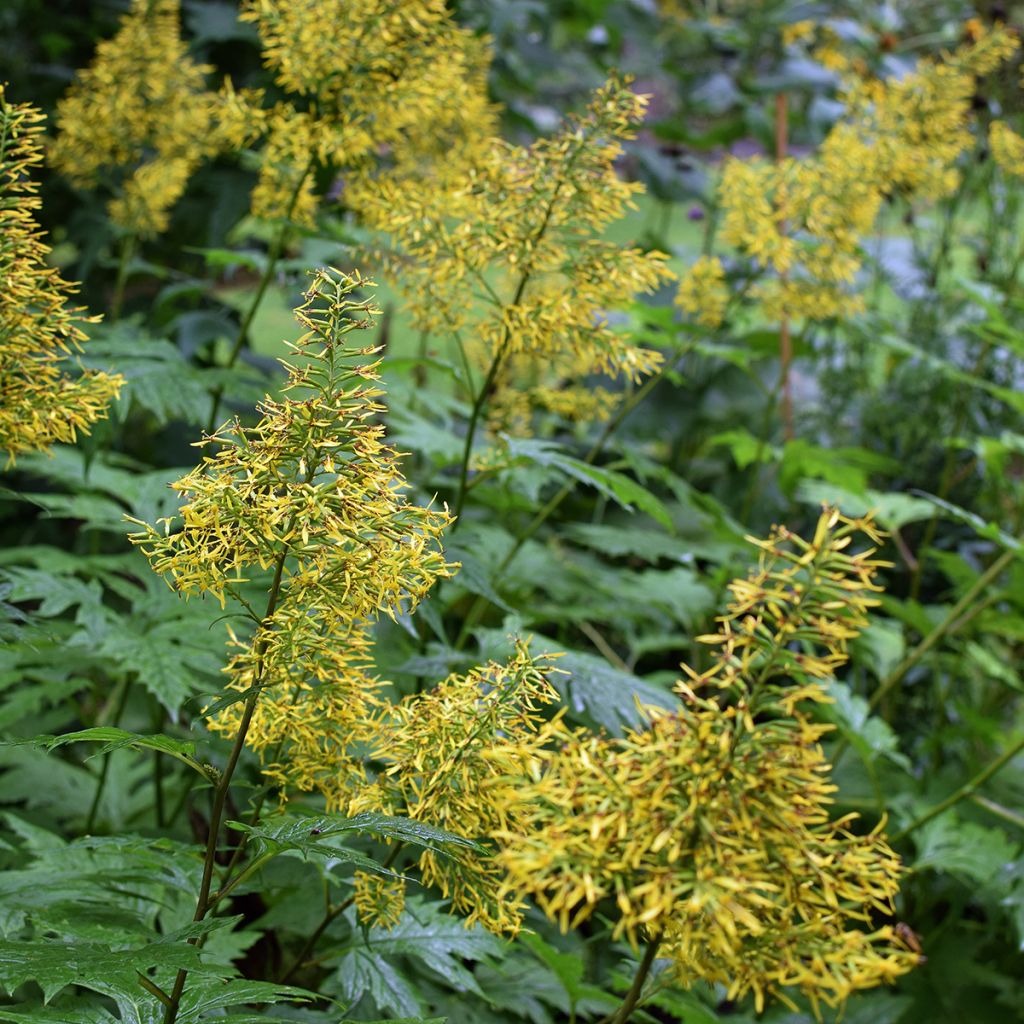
[1,1,1023,1022]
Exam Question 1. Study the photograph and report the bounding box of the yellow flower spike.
[353,870,406,931]
[0,88,123,462]
[350,74,674,436]
[129,267,454,786]
[495,509,918,1011]
[50,0,221,238]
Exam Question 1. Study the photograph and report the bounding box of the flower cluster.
[365,642,564,935]
[990,120,1024,177]
[49,0,222,237]
[50,0,495,239]
[231,0,496,228]
[0,88,122,462]
[352,75,674,432]
[709,22,1019,323]
[353,869,406,931]
[495,509,918,1014]
[129,269,454,770]
[675,254,729,329]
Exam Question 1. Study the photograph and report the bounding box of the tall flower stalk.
[129,267,454,1019]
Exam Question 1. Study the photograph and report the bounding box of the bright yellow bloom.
[129,269,454,761]
[990,120,1024,177]
[0,88,122,462]
[353,870,406,931]
[716,24,1018,323]
[494,510,919,1013]
[49,0,222,237]
[351,76,674,432]
[676,255,729,328]
[783,19,817,47]
[369,641,564,935]
[237,0,497,228]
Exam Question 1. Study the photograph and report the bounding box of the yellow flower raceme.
[353,870,406,931]
[495,510,919,1014]
[990,120,1024,176]
[238,0,498,228]
[367,642,564,935]
[0,89,122,462]
[351,75,674,433]
[50,0,222,237]
[676,255,730,328]
[713,23,1019,323]
[129,269,454,761]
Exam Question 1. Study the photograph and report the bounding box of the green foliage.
[2,1,1024,1022]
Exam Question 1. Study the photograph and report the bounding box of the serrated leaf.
[231,811,483,860]
[325,899,502,1012]
[503,439,673,528]
[0,935,213,1003]
[23,728,208,779]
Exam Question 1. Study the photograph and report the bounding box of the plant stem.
[892,732,1024,843]
[110,233,136,320]
[774,92,794,441]
[205,161,313,433]
[85,677,133,833]
[276,842,404,984]
[452,339,509,525]
[833,547,1016,768]
[596,938,662,1024]
[161,546,293,1024]
[137,973,173,1007]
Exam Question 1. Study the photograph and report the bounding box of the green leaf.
[22,728,209,779]
[914,813,1022,885]
[0,934,213,1003]
[914,493,1023,555]
[503,439,673,528]
[795,480,936,530]
[229,810,483,867]
[325,899,503,1012]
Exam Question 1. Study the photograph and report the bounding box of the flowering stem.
[597,938,662,1024]
[161,544,293,1024]
[892,731,1024,843]
[110,233,136,320]
[452,337,510,525]
[205,160,313,433]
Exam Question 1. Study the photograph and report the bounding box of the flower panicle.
[493,511,918,1013]
[0,87,123,462]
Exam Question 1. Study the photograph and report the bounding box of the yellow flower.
[49,0,222,237]
[0,88,122,462]
[129,269,455,772]
[990,120,1024,177]
[676,255,729,328]
[353,870,406,931]
[371,641,565,935]
[783,19,817,47]
[352,75,674,434]
[494,510,919,1013]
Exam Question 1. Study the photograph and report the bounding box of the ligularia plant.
[0,87,122,461]
[352,75,674,435]
[495,509,920,1018]
[128,267,455,1016]
[49,0,222,238]
[680,21,1020,328]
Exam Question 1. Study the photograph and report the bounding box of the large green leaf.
[324,899,503,1015]
[229,811,482,873]
[24,728,209,779]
